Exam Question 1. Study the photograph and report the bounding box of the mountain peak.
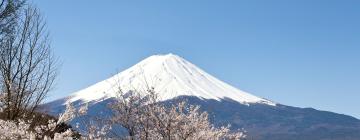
[141,53,182,64]
[68,54,276,106]
[163,53,177,57]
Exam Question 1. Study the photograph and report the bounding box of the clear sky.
[33,0,360,118]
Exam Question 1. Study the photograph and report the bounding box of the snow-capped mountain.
[68,53,275,106]
[44,53,360,140]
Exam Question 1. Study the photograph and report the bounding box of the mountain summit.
[68,53,275,106]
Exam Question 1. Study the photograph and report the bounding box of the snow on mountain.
[67,53,275,106]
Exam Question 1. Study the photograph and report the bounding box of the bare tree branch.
[0,5,58,120]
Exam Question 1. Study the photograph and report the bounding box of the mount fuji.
[44,54,360,140]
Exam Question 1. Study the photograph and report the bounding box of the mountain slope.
[44,53,360,140]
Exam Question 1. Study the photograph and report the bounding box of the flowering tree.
[0,103,77,139]
[0,102,113,139]
[110,87,246,140]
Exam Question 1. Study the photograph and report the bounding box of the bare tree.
[0,5,57,120]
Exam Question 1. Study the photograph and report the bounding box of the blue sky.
[34,0,360,118]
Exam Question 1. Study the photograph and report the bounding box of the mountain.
[44,54,360,140]
[66,53,274,106]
